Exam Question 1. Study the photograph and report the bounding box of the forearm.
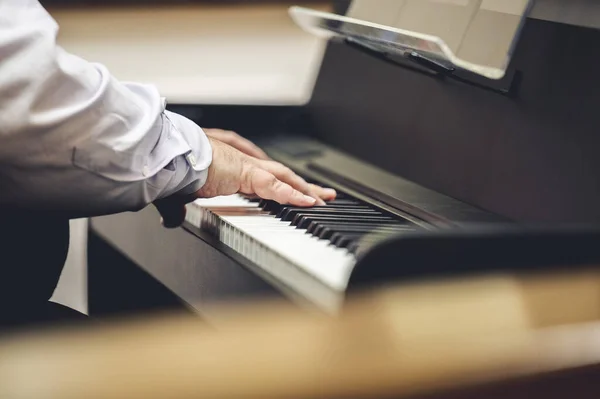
[0,0,211,215]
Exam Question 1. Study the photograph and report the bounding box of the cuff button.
[186,153,197,167]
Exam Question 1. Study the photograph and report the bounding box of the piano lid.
[290,0,534,80]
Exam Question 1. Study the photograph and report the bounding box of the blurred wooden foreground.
[1,268,600,399]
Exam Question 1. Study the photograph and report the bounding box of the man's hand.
[155,137,336,228]
[203,128,270,160]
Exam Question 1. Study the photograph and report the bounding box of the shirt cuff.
[159,110,212,198]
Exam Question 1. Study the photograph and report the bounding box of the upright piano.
[89,0,600,320]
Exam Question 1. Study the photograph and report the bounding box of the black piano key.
[259,193,361,211]
[296,215,396,229]
[314,221,402,233]
[292,212,392,227]
[326,199,362,206]
[277,205,373,220]
[268,202,369,218]
[347,241,362,254]
[301,209,386,219]
[309,219,413,235]
[319,224,416,240]
[259,199,273,209]
[346,231,402,254]
[330,232,367,247]
[309,218,409,235]
[262,200,285,214]
[329,231,367,243]
[292,215,397,227]
[333,192,351,199]
[314,224,414,239]
[268,204,358,217]
[277,205,361,219]
[346,239,372,255]
[336,233,391,250]
[284,208,381,222]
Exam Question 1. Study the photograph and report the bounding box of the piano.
[88,0,600,320]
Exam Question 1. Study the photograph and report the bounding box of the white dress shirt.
[0,0,212,217]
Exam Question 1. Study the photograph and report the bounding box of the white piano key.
[185,193,359,308]
[221,217,354,290]
[193,195,257,208]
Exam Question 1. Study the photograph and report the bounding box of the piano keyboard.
[185,190,422,311]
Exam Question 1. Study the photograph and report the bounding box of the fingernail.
[323,188,337,197]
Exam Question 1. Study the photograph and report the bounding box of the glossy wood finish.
[90,207,284,321]
[304,17,600,223]
[531,0,600,29]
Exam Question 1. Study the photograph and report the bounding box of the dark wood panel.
[90,207,284,321]
[531,0,600,29]
[87,230,191,319]
[303,17,600,224]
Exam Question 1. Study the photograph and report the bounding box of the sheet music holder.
[290,0,534,96]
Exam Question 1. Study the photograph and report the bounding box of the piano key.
[319,224,416,240]
[330,232,367,248]
[331,192,351,199]
[326,199,362,206]
[260,200,283,213]
[260,197,362,212]
[194,195,258,208]
[272,203,371,216]
[330,225,411,245]
[309,220,411,235]
[295,215,396,229]
[218,215,355,289]
[290,211,391,223]
[346,239,370,255]
[185,192,424,300]
[314,221,415,231]
[281,208,382,222]
[340,236,391,250]
[276,205,373,219]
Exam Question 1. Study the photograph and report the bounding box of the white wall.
[50,3,329,106]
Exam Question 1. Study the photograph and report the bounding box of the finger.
[265,164,338,204]
[231,137,270,160]
[154,199,187,228]
[309,183,337,201]
[257,161,326,205]
[245,167,316,207]
[204,129,270,160]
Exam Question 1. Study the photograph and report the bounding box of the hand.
[155,138,336,228]
[201,128,333,202]
[202,128,270,160]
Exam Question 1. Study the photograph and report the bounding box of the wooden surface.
[530,0,600,29]
[89,207,296,321]
[49,2,330,105]
[1,268,600,398]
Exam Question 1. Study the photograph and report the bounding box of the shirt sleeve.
[0,0,212,217]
